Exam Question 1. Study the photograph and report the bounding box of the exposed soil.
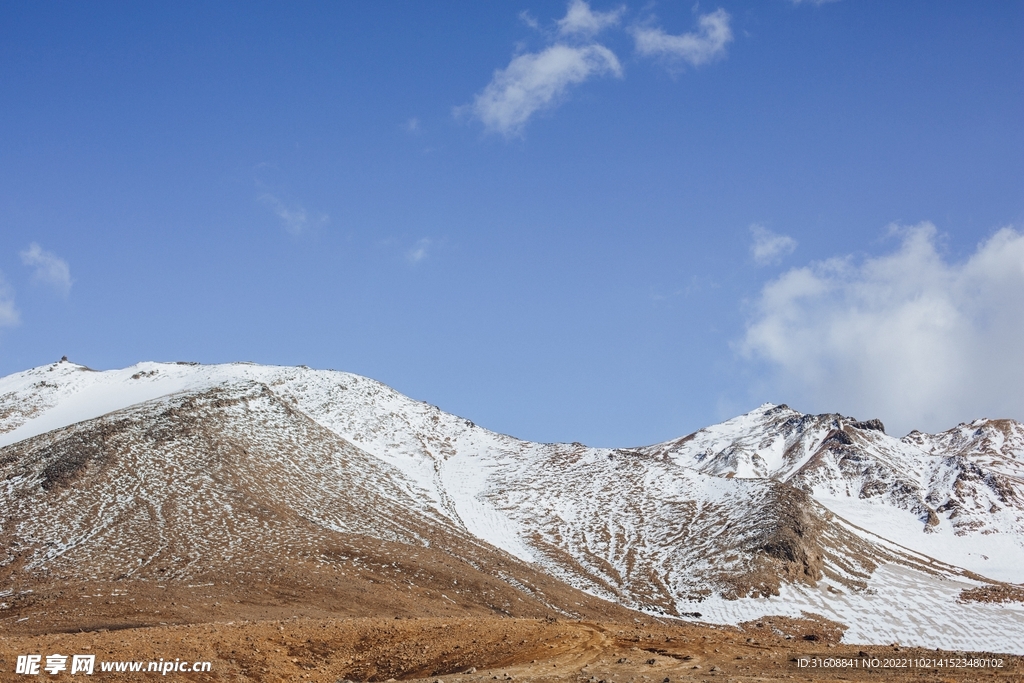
[2,616,1020,682]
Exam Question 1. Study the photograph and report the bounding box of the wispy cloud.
[465,43,622,137]
[407,238,432,263]
[741,223,1024,435]
[632,8,733,67]
[20,243,72,297]
[557,0,624,38]
[0,272,19,328]
[403,117,420,133]
[791,0,840,6]
[462,1,625,137]
[260,193,328,235]
[519,10,540,30]
[750,224,797,265]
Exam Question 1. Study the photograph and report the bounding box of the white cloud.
[407,238,431,263]
[791,0,840,5]
[750,224,797,265]
[632,9,733,67]
[461,3,736,136]
[20,243,72,297]
[260,194,328,235]
[404,117,420,133]
[466,43,622,136]
[557,0,624,38]
[741,223,1024,435]
[0,272,19,328]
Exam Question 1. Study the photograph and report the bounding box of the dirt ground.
[2,615,1020,682]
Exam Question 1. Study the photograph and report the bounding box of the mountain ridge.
[2,359,1023,652]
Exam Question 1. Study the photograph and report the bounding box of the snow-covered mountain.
[2,359,1023,653]
[641,404,1024,582]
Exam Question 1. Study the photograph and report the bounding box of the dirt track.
[2,616,1021,682]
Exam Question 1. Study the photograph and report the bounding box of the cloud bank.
[750,224,797,265]
[742,224,1024,435]
[20,243,72,297]
[632,8,733,66]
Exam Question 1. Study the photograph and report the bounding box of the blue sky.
[1,1,1022,445]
